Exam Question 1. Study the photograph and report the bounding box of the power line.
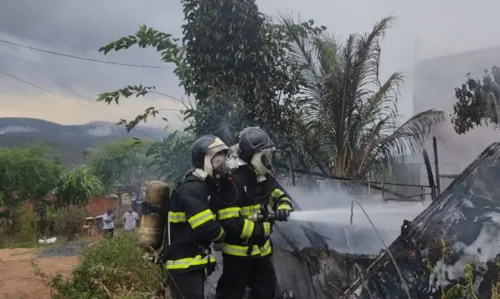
[0,69,59,95]
[0,68,184,139]
[0,39,174,69]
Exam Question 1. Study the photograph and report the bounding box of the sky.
[1,0,500,129]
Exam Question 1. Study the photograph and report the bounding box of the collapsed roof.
[343,142,500,299]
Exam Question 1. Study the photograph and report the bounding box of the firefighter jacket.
[163,173,225,273]
[214,164,293,258]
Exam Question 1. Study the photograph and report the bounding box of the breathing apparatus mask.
[250,147,276,181]
[203,146,230,185]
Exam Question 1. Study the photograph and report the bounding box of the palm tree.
[281,16,444,179]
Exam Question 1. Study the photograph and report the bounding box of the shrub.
[53,205,87,240]
[35,232,165,299]
[0,207,37,248]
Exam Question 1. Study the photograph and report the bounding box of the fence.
[278,167,436,202]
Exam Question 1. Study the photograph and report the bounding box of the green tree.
[96,0,320,139]
[54,166,105,207]
[0,145,62,238]
[95,5,445,182]
[147,130,195,184]
[178,0,304,134]
[451,67,500,134]
[88,138,154,193]
[0,145,62,209]
[281,16,445,179]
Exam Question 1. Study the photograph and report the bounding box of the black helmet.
[191,135,229,178]
[238,127,275,163]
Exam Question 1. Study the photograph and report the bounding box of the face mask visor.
[211,152,229,177]
[203,145,229,178]
[251,147,275,176]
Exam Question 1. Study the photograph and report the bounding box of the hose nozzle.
[248,213,263,222]
[248,212,275,222]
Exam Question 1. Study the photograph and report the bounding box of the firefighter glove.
[275,209,290,222]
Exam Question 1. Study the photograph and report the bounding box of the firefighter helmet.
[238,127,276,176]
[238,127,275,163]
[191,135,229,179]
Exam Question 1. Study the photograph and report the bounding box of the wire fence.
[277,162,439,202]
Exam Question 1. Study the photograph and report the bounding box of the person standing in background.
[103,208,115,238]
[123,208,139,232]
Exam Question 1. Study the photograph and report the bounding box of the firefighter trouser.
[166,269,205,299]
[215,254,277,299]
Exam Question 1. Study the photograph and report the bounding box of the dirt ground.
[0,248,78,299]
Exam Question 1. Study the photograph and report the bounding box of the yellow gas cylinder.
[138,181,170,252]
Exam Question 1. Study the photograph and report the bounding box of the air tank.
[138,181,170,252]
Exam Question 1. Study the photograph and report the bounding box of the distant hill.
[0,117,168,164]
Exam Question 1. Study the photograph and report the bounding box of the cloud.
[0,0,185,127]
[0,92,186,129]
[0,0,500,128]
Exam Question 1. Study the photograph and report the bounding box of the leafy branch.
[451,67,500,134]
[99,25,181,65]
[97,85,156,105]
[97,85,162,132]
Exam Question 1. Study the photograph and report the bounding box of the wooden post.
[433,136,441,197]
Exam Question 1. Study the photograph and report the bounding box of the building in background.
[412,46,500,190]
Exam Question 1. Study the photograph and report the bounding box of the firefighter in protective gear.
[215,127,293,299]
[163,135,228,299]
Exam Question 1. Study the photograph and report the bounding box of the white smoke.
[86,125,114,137]
[0,125,38,133]
[414,47,500,179]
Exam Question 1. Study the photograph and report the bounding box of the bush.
[35,232,165,299]
[0,207,37,248]
[53,205,87,240]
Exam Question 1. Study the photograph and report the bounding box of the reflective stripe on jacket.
[212,165,278,258]
[168,210,225,242]
[162,174,224,272]
[165,254,216,270]
[222,239,272,257]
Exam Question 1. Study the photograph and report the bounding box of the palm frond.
[281,15,445,179]
[362,109,445,177]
